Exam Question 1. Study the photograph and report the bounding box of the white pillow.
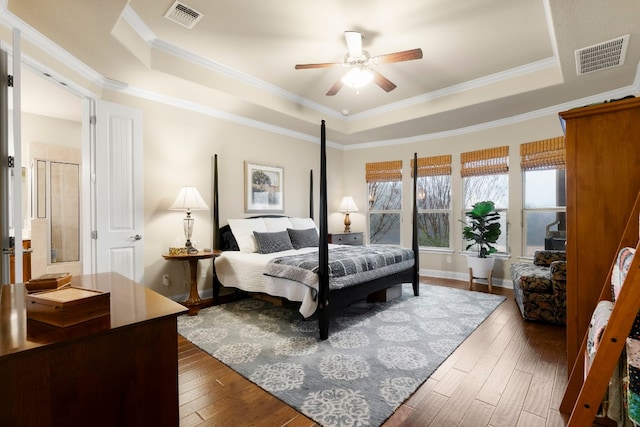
[228,218,267,253]
[263,217,293,232]
[289,217,318,230]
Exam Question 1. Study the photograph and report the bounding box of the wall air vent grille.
[164,1,203,29]
[575,35,629,75]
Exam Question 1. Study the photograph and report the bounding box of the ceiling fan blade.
[295,62,341,70]
[373,48,423,64]
[344,31,363,58]
[326,79,344,96]
[372,70,397,92]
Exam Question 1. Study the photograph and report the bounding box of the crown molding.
[2,3,639,153]
[0,6,104,89]
[122,5,340,120]
[344,81,640,151]
[346,57,560,121]
[121,5,563,126]
[118,84,343,150]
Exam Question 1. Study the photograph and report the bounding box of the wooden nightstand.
[162,250,221,315]
[327,232,363,246]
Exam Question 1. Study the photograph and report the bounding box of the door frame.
[9,56,96,278]
[0,29,23,284]
[2,35,144,283]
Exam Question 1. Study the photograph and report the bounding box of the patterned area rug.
[178,283,505,427]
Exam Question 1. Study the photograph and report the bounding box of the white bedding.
[215,246,337,317]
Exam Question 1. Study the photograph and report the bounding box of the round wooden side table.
[162,250,221,315]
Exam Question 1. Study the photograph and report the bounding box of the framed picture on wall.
[244,162,284,213]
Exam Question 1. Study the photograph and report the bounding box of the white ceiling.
[7,0,640,146]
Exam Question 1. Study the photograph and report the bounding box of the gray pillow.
[287,227,319,249]
[253,230,294,254]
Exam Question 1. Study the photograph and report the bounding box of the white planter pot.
[467,255,495,279]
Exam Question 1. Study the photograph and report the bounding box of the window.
[366,160,402,244]
[521,137,566,256]
[412,155,452,248]
[461,146,509,254]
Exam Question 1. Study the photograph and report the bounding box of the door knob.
[132,234,143,241]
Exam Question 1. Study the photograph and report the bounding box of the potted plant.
[461,200,502,278]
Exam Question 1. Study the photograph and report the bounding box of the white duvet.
[215,246,339,318]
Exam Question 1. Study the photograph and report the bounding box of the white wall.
[102,92,344,298]
[20,88,565,297]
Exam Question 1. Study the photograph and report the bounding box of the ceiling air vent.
[575,35,629,75]
[164,1,203,29]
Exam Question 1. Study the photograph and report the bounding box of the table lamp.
[169,186,209,253]
[338,196,359,233]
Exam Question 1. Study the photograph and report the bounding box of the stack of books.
[25,273,72,292]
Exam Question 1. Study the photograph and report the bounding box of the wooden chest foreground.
[0,272,187,427]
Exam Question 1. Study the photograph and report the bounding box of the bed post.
[212,154,222,301]
[318,121,330,340]
[212,154,220,250]
[412,152,420,296]
[309,169,314,219]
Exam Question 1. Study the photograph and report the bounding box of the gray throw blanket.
[264,245,414,292]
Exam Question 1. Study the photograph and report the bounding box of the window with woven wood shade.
[521,136,567,257]
[411,155,452,177]
[365,160,402,182]
[412,155,452,248]
[520,136,566,171]
[460,146,509,177]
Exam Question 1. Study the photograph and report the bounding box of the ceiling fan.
[295,31,423,96]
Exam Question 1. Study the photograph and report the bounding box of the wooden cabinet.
[0,273,187,426]
[328,232,363,246]
[562,97,640,371]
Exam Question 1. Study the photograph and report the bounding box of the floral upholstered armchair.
[510,250,567,325]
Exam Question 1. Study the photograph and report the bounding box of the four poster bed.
[212,120,420,339]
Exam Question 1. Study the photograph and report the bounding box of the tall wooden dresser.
[0,273,187,426]
[562,96,640,372]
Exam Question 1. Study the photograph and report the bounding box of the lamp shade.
[338,196,359,213]
[341,67,374,88]
[169,186,209,211]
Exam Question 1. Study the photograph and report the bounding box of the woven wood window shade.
[365,160,402,183]
[520,136,566,171]
[460,146,509,177]
[411,155,452,177]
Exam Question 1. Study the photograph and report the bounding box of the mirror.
[50,161,79,263]
[32,159,80,263]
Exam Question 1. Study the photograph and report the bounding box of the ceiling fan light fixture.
[341,67,374,88]
[295,31,422,95]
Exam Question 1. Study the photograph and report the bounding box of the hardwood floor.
[178,277,570,426]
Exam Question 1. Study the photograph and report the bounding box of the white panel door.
[95,100,144,284]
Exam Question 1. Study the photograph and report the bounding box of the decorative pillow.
[219,225,239,251]
[263,217,293,232]
[289,217,318,230]
[253,230,294,254]
[287,227,318,249]
[228,218,267,253]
